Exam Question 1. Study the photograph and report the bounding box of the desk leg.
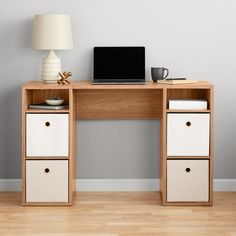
[160,88,167,205]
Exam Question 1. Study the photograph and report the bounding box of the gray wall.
[0,0,235,179]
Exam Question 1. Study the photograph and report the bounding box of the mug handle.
[163,68,169,79]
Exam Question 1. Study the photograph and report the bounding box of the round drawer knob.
[45,122,50,127]
[186,121,191,127]
[185,167,191,173]
[45,168,50,173]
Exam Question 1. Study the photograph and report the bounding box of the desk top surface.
[22,80,213,90]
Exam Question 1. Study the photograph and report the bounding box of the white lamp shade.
[32,14,73,50]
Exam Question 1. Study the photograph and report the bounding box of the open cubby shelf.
[167,88,212,110]
[23,89,70,111]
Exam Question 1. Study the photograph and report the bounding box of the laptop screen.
[93,47,145,83]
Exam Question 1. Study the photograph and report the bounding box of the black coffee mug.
[151,67,169,82]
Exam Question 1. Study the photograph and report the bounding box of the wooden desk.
[22,81,214,206]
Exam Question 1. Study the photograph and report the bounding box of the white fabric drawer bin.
[26,114,69,156]
[26,160,68,202]
[167,159,209,202]
[167,113,210,156]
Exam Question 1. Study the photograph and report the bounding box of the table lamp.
[32,14,73,83]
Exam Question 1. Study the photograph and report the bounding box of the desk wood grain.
[22,81,213,90]
[75,89,162,119]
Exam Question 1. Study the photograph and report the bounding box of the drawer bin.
[167,113,210,156]
[167,159,209,202]
[26,160,68,202]
[26,114,69,156]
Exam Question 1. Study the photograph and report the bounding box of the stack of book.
[28,104,69,110]
[157,78,198,85]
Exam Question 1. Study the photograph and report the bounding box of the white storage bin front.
[26,114,69,156]
[26,160,68,202]
[167,113,210,156]
[167,159,209,202]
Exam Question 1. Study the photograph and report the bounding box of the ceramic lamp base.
[42,50,61,84]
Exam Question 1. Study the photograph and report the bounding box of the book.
[165,78,186,80]
[157,79,198,85]
[28,103,69,110]
[169,99,208,110]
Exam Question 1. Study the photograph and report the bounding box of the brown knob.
[45,168,50,173]
[186,121,191,127]
[45,122,50,127]
[185,167,191,173]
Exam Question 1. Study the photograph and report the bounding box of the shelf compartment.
[26,160,68,203]
[167,159,209,202]
[167,88,212,110]
[22,89,70,111]
[26,113,69,157]
[167,113,210,156]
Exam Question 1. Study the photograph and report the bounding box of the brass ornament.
[57,71,72,84]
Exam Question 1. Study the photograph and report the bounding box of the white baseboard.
[0,179,236,192]
[77,179,159,191]
[0,179,22,191]
[213,179,236,191]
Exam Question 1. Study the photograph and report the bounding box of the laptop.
[92,46,146,84]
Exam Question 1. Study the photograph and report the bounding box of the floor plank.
[0,192,236,236]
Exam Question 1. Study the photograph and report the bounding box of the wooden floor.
[0,192,236,236]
